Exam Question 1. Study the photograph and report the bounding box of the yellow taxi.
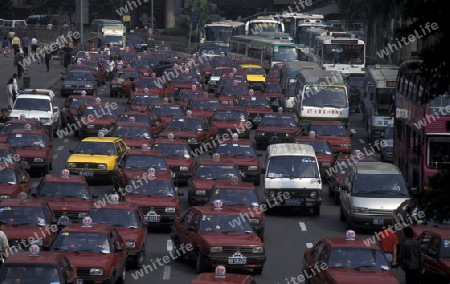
[238,64,266,91]
[66,131,128,182]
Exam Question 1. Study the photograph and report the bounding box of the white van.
[2,20,27,28]
[262,143,322,215]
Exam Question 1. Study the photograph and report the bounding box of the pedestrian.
[117,56,124,69]
[2,37,9,57]
[63,45,72,69]
[378,228,398,265]
[7,30,15,45]
[21,35,29,57]
[117,72,126,103]
[108,56,115,81]
[31,36,38,54]
[44,47,51,72]
[0,109,9,123]
[0,220,9,265]
[14,50,25,79]
[11,34,21,55]
[5,77,14,110]
[397,226,424,284]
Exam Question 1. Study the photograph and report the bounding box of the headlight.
[248,166,258,171]
[34,158,44,162]
[248,218,260,224]
[144,73,149,76]
[0,195,10,199]
[196,190,206,195]
[40,118,50,124]
[210,246,222,252]
[85,85,93,88]
[87,125,95,128]
[90,268,103,275]
[350,206,369,214]
[180,166,189,171]
[30,239,43,246]
[126,241,136,248]
[67,163,76,168]
[310,191,317,198]
[64,84,71,88]
[78,212,88,218]
[165,207,176,213]
[112,84,119,88]
[98,164,107,169]
[256,132,264,136]
[188,138,197,143]
[321,163,331,167]
[340,144,351,147]
[252,246,264,253]
[285,133,292,137]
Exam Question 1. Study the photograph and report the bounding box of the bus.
[245,16,284,35]
[362,64,398,142]
[293,68,349,127]
[394,60,450,191]
[257,31,294,43]
[90,19,126,49]
[274,13,326,44]
[309,31,365,76]
[228,35,300,70]
[200,20,245,46]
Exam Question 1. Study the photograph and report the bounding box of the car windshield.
[0,206,47,226]
[268,69,281,77]
[298,141,332,154]
[157,51,177,58]
[199,214,253,232]
[220,86,248,96]
[118,115,149,124]
[65,71,94,81]
[260,115,296,126]
[166,118,203,130]
[0,150,16,163]
[191,100,220,110]
[310,124,348,136]
[266,156,319,178]
[212,110,246,121]
[194,165,240,180]
[216,143,257,158]
[209,189,259,206]
[244,68,264,75]
[39,182,90,199]
[113,125,150,138]
[127,179,176,196]
[239,97,271,108]
[52,232,110,253]
[124,154,168,170]
[172,75,199,84]
[129,61,150,68]
[74,141,116,155]
[0,168,17,184]
[152,143,191,158]
[0,266,61,283]
[219,79,246,86]
[0,123,38,134]
[328,247,390,270]
[68,97,97,108]
[152,105,184,116]
[353,174,409,196]
[214,59,236,67]
[136,79,163,89]
[89,209,140,227]
[131,95,162,105]
[179,91,203,101]
[7,133,48,148]
[81,106,118,117]
[302,86,347,108]
[117,53,135,60]
[265,84,281,93]
[212,68,232,76]
[13,98,51,111]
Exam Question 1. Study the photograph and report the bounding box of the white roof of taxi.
[267,143,316,158]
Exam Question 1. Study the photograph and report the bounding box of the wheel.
[254,174,261,186]
[339,205,346,221]
[110,91,115,98]
[195,250,205,274]
[174,238,185,262]
[116,266,126,284]
[313,206,320,215]
[253,266,263,275]
[135,246,145,269]
[188,193,193,206]
[102,78,106,85]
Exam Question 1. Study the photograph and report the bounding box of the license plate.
[73,90,83,93]
[373,218,384,225]
[20,161,30,169]
[228,257,247,264]
[285,198,302,206]
[145,214,160,222]
[254,116,261,121]
[77,280,83,284]
[79,169,94,177]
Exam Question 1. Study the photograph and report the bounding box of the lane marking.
[63,139,69,143]
[350,128,356,134]
[57,146,64,151]
[298,222,307,231]
[166,239,173,252]
[53,154,58,160]
[359,138,365,145]
[306,243,313,249]
[162,265,171,280]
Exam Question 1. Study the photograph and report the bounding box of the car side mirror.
[69,149,74,153]
[340,185,349,191]
[115,246,123,252]
[53,106,58,112]
[261,168,266,174]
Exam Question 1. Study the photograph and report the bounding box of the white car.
[9,89,60,137]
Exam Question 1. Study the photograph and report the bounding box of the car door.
[177,209,196,258]
[424,233,441,276]
[111,229,126,272]
[340,170,353,215]
[311,244,331,284]
[304,241,324,272]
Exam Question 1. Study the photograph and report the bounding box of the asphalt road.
[39,80,406,284]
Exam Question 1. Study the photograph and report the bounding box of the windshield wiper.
[367,190,406,195]
[12,222,34,226]
[52,247,68,251]
[353,265,377,270]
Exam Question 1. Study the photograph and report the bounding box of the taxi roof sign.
[142,143,149,151]
[214,199,223,210]
[98,131,105,138]
[151,73,156,77]
[108,194,120,204]
[148,167,156,175]
[233,80,238,85]
[354,150,361,156]
[129,117,136,122]
[229,73,234,78]
[81,90,86,96]
[20,114,26,120]
[212,153,220,161]
[232,133,238,141]
[346,230,356,241]
[231,175,239,184]
[95,97,101,103]
[82,216,93,227]
[144,88,149,93]
[249,89,254,95]
[167,133,174,141]
[61,169,70,178]
[186,110,192,117]
[192,85,196,90]
[215,265,226,278]
[24,123,31,130]
[278,107,283,113]
[29,244,40,256]
[309,131,315,138]
[17,191,28,201]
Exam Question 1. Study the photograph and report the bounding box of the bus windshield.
[323,44,364,65]
[374,89,395,116]
[103,35,123,46]
[273,46,299,61]
[204,26,233,42]
[429,95,450,116]
[302,86,347,108]
[248,22,282,34]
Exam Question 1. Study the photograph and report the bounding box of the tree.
[0,0,14,19]
[182,0,220,28]
[60,0,76,24]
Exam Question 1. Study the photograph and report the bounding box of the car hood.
[192,179,217,190]
[15,148,48,158]
[64,80,95,85]
[199,232,263,246]
[44,199,92,211]
[350,196,409,208]
[328,269,398,284]
[67,154,116,164]
[125,195,178,207]
[10,110,51,118]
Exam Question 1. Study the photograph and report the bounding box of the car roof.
[212,181,255,189]
[42,174,88,183]
[81,137,122,143]
[267,143,316,157]
[323,237,381,249]
[6,251,67,265]
[353,162,401,174]
[61,223,114,233]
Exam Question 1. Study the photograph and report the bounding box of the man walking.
[0,220,9,265]
[11,34,21,55]
[44,47,51,72]
[31,37,38,54]
[378,228,399,265]
[21,35,29,57]
[398,227,424,284]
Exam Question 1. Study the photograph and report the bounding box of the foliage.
[182,0,220,29]
[29,0,62,15]
[0,0,14,19]
[59,0,76,24]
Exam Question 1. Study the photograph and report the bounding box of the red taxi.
[218,84,249,105]
[265,67,281,85]
[213,135,261,186]
[263,83,283,112]
[186,97,221,118]
[78,60,108,85]
[112,146,173,192]
[116,51,136,64]
[7,127,54,175]
[0,118,45,143]
[171,203,266,274]
[0,163,30,199]
[208,179,265,240]
[158,116,218,149]
[110,68,140,97]
[211,106,251,139]
[124,174,182,227]
[305,121,352,154]
[208,67,234,92]
[296,131,335,177]
[303,231,399,284]
[126,92,163,112]
[134,77,166,97]
[109,119,153,149]
[88,194,148,268]
[50,218,127,284]
[198,60,214,85]
[0,143,21,168]
[167,74,202,101]
[176,89,209,108]
[148,103,186,127]
[74,101,119,138]
[117,111,163,137]
[0,245,79,283]
[153,135,194,184]
[235,93,273,128]
[192,266,258,284]
[61,95,98,128]
[2,193,57,251]
[254,110,299,150]
[32,171,97,225]
[188,154,242,205]
[215,75,247,96]
[129,59,153,77]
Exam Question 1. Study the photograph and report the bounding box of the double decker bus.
[200,20,245,46]
[394,60,450,191]
[309,32,365,76]
[293,68,349,127]
[362,64,399,142]
[228,35,300,70]
[245,16,284,35]
[274,13,325,43]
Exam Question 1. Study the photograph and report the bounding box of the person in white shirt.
[108,57,115,81]
[116,57,124,69]
[31,37,38,54]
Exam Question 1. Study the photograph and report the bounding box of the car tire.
[313,206,320,215]
[174,238,185,262]
[74,129,79,137]
[136,247,146,269]
[339,205,346,221]
[49,161,53,171]
[195,250,205,274]
[110,91,115,98]
[254,174,261,186]
[116,266,126,284]
[253,266,263,275]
